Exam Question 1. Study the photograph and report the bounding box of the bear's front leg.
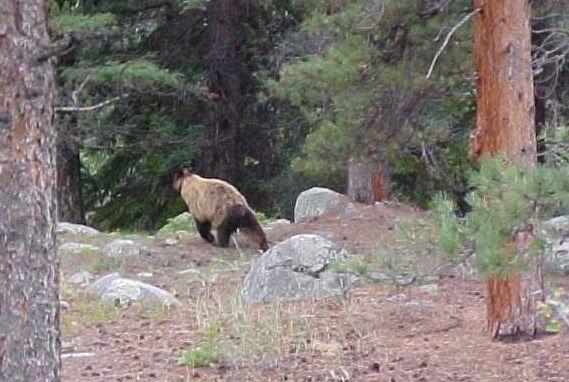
[194,219,215,244]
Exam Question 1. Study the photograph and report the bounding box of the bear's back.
[182,175,249,225]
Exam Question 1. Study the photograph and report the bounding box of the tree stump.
[348,157,373,204]
[348,155,389,204]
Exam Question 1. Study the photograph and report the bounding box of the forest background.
[49,0,569,231]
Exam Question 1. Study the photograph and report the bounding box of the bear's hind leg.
[216,217,238,248]
[195,219,215,244]
[226,205,269,251]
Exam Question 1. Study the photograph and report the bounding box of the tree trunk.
[57,114,85,224]
[0,1,61,381]
[203,0,248,183]
[469,0,542,339]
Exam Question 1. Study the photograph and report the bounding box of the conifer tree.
[469,0,541,339]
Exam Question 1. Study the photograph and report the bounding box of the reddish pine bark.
[469,0,536,165]
[469,0,542,339]
[0,0,60,379]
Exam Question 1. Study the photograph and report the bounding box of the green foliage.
[82,301,124,325]
[431,194,463,257]
[178,345,219,368]
[433,156,569,278]
[50,0,207,231]
[268,35,375,189]
[89,256,126,274]
[178,319,222,368]
[61,60,183,93]
[254,211,276,226]
[539,122,569,167]
[265,0,475,208]
[51,12,116,32]
[82,116,203,230]
[329,256,370,276]
[48,0,567,229]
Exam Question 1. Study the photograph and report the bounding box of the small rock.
[57,222,100,236]
[61,353,96,359]
[164,238,178,246]
[100,278,181,307]
[68,271,94,286]
[342,202,360,218]
[419,284,438,294]
[264,219,292,231]
[137,272,153,278]
[178,268,201,275]
[59,242,100,253]
[386,293,407,302]
[104,239,140,258]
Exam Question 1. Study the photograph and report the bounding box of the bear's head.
[173,168,193,193]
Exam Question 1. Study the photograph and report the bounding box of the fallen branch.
[426,8,481,79]
[55,94,129,113]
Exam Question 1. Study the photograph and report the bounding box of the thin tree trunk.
[531,17,554,164]
[57,114,85,224]
[0,1,61,380]
[469,0,542,339]
[203,0,248,183]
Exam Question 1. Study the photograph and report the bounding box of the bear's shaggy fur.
[173,168,269,251]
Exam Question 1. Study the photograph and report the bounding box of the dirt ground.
[60,201,569,382]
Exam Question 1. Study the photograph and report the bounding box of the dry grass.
[60,202,569,381]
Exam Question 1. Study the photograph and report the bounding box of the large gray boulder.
[294,187,342,223]
[241,234,355,303]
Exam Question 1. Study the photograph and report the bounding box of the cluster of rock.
[59,226,180,308]
[58,186,569,314]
